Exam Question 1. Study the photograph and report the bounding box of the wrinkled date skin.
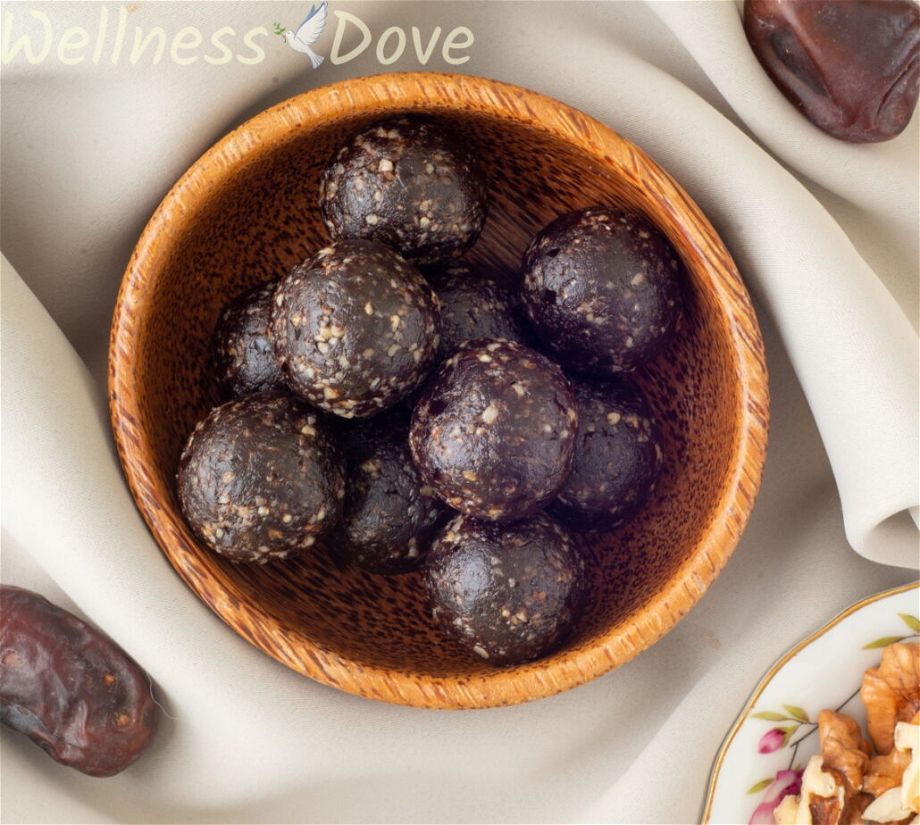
[0,586,158,776]
[744,0,920,142]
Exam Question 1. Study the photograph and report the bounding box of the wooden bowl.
[109,72,768,709]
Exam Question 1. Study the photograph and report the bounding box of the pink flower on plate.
[749,769,803,825]
[757,727,786,754]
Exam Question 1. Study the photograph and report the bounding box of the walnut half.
[861,644,920,755]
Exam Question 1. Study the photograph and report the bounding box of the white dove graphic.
[276,3,328,69]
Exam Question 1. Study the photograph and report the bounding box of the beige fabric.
[1,2,917,822]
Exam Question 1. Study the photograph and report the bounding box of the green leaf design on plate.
[746,778,773,795]
[863,635,906,649]
[898,614,920,634]
[751,711,789,721]
[783,705,810,723]
[781,724,800,743]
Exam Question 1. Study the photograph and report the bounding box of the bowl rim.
[108,70,769,710]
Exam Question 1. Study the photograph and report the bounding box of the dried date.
[744,0,920,143]
[0,585,159,776]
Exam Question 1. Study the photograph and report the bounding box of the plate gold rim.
[700,579,919,824]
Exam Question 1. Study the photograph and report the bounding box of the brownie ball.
[333,420,446,574]
[320,117,488,265]
[428,263,529,356]
[271,240,441,418]
[426,513,587,666]
[549,379,662,531]
[177,392,346,563]
[212,282,284,399]
[410,339,577,521]
[521,207,682,375]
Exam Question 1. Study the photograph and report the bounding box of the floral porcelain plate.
[702,582,919,824]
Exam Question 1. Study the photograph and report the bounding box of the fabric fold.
[641,1,919,567]
[648,2,918,239]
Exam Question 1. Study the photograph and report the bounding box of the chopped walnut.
[773,704,916,824]
[819,709,872,794]
[840,792,874,825]
[767,644,920,825]
[895,718,919,814]
[808,790,844,825]
[861,643,920,755]
[861,787,912,823]
[774,755,845,825]
[862,718,919,822]
[866,747,913,798]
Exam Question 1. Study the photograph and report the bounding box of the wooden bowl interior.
[122,103,740,685]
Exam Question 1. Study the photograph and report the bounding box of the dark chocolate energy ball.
[212,282,284,399]
[410,339,577,521]
[177,392,346,563]
[522,207,682,374]
[271,240,441,418]
[333,422,446,575]
[320,117,488,266]
[426,513,587,666]
[549,379,663,531]
[429,263,529,356]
